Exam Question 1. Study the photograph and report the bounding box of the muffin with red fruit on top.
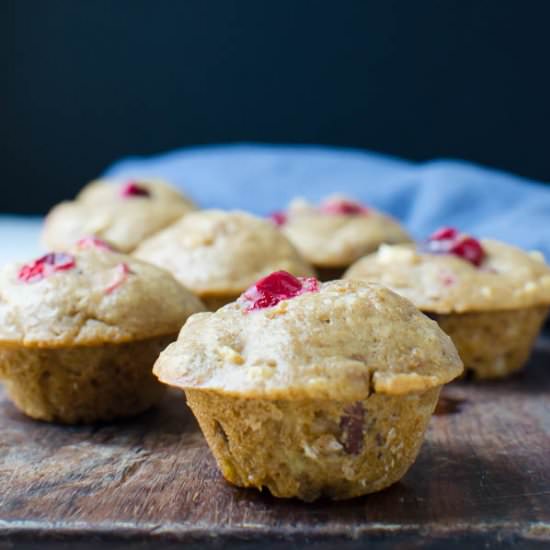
[345,227,550,379]
[0,238,204,423]
[134,210,315,310]
[269,195,411,281]
[153,271,463,501]
[42,178,196,253]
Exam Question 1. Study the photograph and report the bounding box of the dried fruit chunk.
[429,226,458,241]
[120,181,151,198]
[425,227,486,267]
[105,262,133,294]
[320,198,370,215]
[448,237,485,266]
[18,253,76,283]
[339,402,365,455]
[268,211,287,226]
[76,237,114,251]
[240,271,320,312]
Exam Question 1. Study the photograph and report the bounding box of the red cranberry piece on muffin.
[120,181,151,198]
[76,236,115,251]
[426,227,486,266]
[240,271,319,311]
[268,211,288,227]
[18,252,76,283]
[320,197,370,215]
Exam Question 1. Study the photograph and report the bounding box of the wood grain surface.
[1,337,549,549]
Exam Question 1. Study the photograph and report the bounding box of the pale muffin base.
[0,335,175,424]
[185,387,440,501]
[429,306,549,379]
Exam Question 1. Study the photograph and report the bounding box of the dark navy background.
[5,0,550,214]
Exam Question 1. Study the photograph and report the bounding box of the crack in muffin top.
[134,210,315,298]
[42,179,196,253]
[0,247,204,347]
[272,196,411,268]
[154,279,463,400]
[345,240,550,313]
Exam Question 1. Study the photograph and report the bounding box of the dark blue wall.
[5,0,550,213]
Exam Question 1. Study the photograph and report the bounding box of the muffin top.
[42,179,196,253]
[154,273,462,400]
[345,228,550,314]
[134,210,315,298]
[271,196,411,268]
[0,241,204,347]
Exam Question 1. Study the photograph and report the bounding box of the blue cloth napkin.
[105,144,550,258]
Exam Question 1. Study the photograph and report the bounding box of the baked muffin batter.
[154,274,462,500]
[271,196,411,280]
[0,241,204,423]
[43,179,196,253]
[346,228,550,378]
[134,210,315,310]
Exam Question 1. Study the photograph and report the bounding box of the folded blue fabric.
[105,144,550,257]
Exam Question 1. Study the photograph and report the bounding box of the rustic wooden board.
[1,337,549,550]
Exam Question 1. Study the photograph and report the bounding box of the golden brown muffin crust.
[154,280,463,399]
[0,334,172,423]
[279,196,411,268]
[345,241,550,313]
[429,306,549,379]
[134,210,315,298]
[42,179,196,252]
[185,387,440,500]
[0,247,204,347]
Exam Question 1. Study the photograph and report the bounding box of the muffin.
[43,178,196,253]
[154,271,463,501]
[0,239,204,423]
[269,195,411,281]
[134,210,315,310]
[345,227,550,379]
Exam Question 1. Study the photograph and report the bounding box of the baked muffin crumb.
[0,247,204,423]
[154,277,462,499]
